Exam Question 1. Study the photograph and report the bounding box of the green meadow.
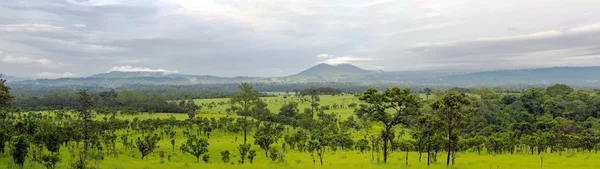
[2,93,600,169]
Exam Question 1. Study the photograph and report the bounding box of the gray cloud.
[0,0,600,78]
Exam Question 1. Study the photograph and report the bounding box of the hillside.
[294,63,378,76]
[426,66,600,86]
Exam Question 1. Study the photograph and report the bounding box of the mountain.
[425,66,600,86]
[294,63,378,76]
[0,74,29,82]
[6,65,600,87]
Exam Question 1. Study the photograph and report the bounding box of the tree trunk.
[383,125,390,163]
[405,147,409,166]
[197,156,200,163]
[243,116,247,144]
[446,112,452,166]
[265,148,269,158]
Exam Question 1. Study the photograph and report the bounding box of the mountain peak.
[294,63,377,76]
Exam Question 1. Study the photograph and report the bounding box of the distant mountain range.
[0,74,29,82]
[3,64,600,87]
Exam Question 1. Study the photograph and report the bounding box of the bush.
[268,148,285,163]
[202,154,210,163]
[221,150,230,163]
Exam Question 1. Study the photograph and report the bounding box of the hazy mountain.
[425,66,600,86]
[0,74,29,82]
[6,65,600,87]
[294,63,378,76]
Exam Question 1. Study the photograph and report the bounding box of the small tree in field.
[254,122,284,157]
[136,134,160,160]
[248,150,256,164]
[221,150,230,163]
[238,143,251,164]
[202,154,210,163]
[180,135,210,163]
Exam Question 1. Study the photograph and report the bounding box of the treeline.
[11,89,200,113]
[8,82,551,99]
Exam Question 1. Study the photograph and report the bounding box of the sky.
[1,0,600,78]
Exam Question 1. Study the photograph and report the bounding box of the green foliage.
[254,122,284,157]
[220,150,230,163]
[180,135,209,163]
[136,134,160,160]
[431,91,472,166]
[202,154,209,163]
[41,153,60,169]
[248,150,256,164]
[237,143,251,164]
[10,135,28,167]
[231,83,260,144]
[358,87,420,163]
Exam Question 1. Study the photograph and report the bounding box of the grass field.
[1,95,598,169]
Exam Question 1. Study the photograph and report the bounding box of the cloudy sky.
[1,0,600,78]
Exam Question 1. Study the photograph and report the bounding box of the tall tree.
[431,91,472,166]
[77,89,94,152]
[301,88,320,118]
[180,135,210,163]
[230,83,260,144]
[358,87,420,163]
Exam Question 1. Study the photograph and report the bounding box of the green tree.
[424,88,432,100]
[546,84,574,97]
[220,150,230,163]
[136,134,160,160]
[358,87,420,163]
[42,153,60,169]
[77,89,94,152]
[413,113,444,166]
[431,91,471,166]
[0,77,15,110]
[301,88,320,118]
[237,143,251,164]
[520,88,549,116]
[180,135,210,163]
[254,122,284,157]
[11,135,29,167]
[248,150,256,164]
[230,83,260,144]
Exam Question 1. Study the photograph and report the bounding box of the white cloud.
[74,24,87,28]
[319,56,374,65]
[316,54,329,58]
[35,72,76,79]
[0,55,67,68]
[109,65,178,74]
[0,24,64,32]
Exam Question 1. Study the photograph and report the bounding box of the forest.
[1,77,600,169]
